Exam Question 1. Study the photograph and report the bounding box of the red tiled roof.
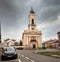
[4,38,10,42]
[54,40,60,43]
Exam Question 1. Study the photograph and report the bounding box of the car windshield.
[6,47,15,51]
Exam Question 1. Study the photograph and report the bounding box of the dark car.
[1,47,17,60]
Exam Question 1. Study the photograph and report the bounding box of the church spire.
[30,7,35,14]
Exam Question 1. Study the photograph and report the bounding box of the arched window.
[32,19,34,24]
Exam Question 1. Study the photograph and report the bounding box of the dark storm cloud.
[0,0,31,40]
[0,0,29,31]
[36,0,60,23]
[0,0,60,41]
[42,0,60,6]
[1,0,60,28]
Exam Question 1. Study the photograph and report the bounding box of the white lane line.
[21,55,24,57]
[25,57,29,59]
[18,59,21,62]
[31,60,35,62]
[19,54,21,55]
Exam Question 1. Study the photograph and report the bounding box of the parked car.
[58,47,60,50]
[1,47,17,60]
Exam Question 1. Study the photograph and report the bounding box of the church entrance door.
[33,44,36,48]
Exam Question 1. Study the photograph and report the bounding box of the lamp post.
[0,33,1,43]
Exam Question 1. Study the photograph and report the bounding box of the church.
[22,8,42,49]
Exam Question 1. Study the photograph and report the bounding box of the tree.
[14,42,19,46]
[20,40,23,46]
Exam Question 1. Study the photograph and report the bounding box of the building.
[43,31,60,48]
[43,39,59,48]
[57,31,60,41]
[22,8,42,49]
[2,38,17,47]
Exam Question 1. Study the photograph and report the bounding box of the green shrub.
[42,47,46,49]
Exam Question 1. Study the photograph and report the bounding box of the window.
[32,28,34,30]
[32,19,34,24]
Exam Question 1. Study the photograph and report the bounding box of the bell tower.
[28,8,36,30]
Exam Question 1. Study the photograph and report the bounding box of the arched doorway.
[30,39,37,49]
[33,44,36,48]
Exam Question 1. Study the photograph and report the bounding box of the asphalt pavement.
[0,49,60,62]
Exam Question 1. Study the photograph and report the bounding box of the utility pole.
[0,35,1,43]
[0,20,1,43]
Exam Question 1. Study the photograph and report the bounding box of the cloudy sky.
[0,0,60,42]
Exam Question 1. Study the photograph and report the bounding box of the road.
[0,49,60,62]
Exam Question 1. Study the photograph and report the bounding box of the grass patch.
[37,51,60,58]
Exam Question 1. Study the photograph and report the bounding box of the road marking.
[19,54,21,55]
[18,59,21,62]
[25,57,29,59]
[31,60,35,62]
[21,55,24,57]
